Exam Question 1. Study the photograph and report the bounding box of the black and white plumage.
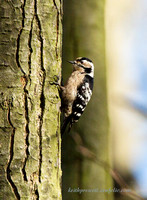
[72,75,93,122]
[61,57,94,136]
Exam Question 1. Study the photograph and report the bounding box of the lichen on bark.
[0,0,62,199]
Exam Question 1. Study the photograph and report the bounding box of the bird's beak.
[68,60,75,64]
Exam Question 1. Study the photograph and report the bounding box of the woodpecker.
[61,57,94,136]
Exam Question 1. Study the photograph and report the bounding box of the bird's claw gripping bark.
[49,75,60,86]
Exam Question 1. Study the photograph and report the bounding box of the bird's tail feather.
[61,116,72,137]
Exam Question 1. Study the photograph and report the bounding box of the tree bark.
[62,0,113,200]
[0,0,62,199]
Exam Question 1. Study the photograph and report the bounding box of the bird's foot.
[49,75,60,86]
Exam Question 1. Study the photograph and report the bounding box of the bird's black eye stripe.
[76,59,81,62]
[78,64,92,74]
[84,68,91,73]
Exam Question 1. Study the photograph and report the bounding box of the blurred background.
[106,0,147,199]
[62,0,147,199]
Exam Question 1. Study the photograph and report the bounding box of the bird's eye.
[80,60,83,64]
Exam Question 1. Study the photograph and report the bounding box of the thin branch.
[71,132,144,200]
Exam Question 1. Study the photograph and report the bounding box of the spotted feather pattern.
[71,75,93,123]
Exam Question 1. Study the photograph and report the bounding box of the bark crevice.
[53,0,60,58]
[28,17,34,85]
[35,188,40,200]
[34,0,46,183]
[6,104,21,200]
[16,0,26,75]
[16,0,31,182]
[21,76,30,182]
[56,112,60,180]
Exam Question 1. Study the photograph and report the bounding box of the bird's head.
[68,57,94,78]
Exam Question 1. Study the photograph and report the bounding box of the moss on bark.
[0,0,62,199]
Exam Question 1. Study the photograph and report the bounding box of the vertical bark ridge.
[53,0,60,58]
[15,0,31,182]
[21,76,30,182]
[28,17,34,85]
[56,112,61,181]
[6,104,20,200]
[16,0,26,75]
[34,0,46,183]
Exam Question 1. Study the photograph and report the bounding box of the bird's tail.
[61,116,72,137]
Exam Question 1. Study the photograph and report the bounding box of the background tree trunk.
[62,0,113,200]
[0,0,62,199]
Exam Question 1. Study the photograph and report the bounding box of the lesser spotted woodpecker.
[61,57,94,136]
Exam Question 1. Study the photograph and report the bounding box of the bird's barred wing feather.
[71,75,93,123]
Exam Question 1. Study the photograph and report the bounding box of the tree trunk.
[0,0,62,199]
[62,0,113,200]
